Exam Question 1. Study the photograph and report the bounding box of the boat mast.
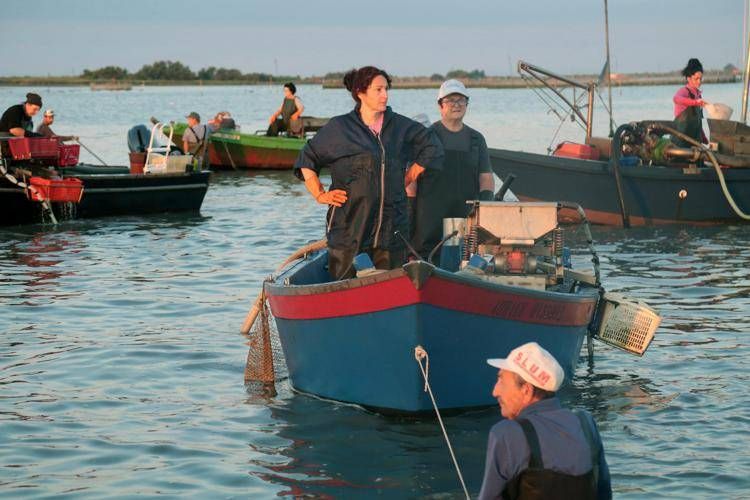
[603,0,614,136]
[743,0,750,123]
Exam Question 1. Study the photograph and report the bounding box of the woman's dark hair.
[284,82,296,95]
[343,66,392,103]
[681,58,704,78]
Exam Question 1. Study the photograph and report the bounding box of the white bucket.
[705,103,733,120]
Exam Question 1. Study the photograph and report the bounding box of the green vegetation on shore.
[0,60,741,89]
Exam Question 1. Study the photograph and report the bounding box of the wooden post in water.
[743,4,750,123]
[603,0,614,136]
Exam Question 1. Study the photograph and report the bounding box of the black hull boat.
[1,164,210,227]
[492,61,750,226]
[490,146,750,226]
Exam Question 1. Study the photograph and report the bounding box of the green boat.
[165,117,328,170]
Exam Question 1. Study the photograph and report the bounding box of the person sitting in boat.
[673,58,709,147]
[208,111,236,132]
[36,109,77,142]
[0,92,44,137]
[409,79,495,256]
[267,82,304,137]
[182,111,207,156]
[479,342,612,500]
[294,66,443,280]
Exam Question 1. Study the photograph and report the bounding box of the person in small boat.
[36,109,76,141]
[0,93,43,137]
[409,79,495,256]
[294,66,443,280]
[267,82,304,137]
[672,58,708,147]
[208,111,236,132]
[182,111,207,155]
[479,342,612,500]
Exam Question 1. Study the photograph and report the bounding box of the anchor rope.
[221,140,238,170]
[413,345,470,500]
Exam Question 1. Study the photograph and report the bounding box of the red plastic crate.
[8,137,60,160]
[58,144,80,166]
[27,177,84,203]
[552,142,600,161]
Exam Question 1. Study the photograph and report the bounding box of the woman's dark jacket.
[294,107,443,253]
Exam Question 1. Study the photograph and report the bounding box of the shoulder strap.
[516,418,543,469]
[685,86,696,100]
[188,126,204,143]
[575,410,600,490]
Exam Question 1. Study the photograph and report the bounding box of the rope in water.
[413,346,470,500]
[221,140,238,170]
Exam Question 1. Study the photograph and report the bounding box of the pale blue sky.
[0,0,745,77]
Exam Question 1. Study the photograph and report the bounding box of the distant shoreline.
[0,71,739,89]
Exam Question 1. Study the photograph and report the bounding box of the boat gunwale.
[265,255,600,305]
[490,147,750,181]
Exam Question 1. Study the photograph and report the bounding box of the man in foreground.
[479,342,612,499]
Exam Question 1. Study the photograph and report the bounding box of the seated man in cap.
[182,111,207,156]
[479,342,612,500]
[36,109,77,141]
[0,92,44,137]
[409,79,495,257]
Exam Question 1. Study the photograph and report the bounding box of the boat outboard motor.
[127,124,151,153]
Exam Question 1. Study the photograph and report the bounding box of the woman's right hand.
[316,189,348,207]
[697,99,708,107]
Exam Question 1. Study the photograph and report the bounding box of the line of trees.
[81,61,299,82]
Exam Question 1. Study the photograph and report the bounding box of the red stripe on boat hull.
[268,274,595,326]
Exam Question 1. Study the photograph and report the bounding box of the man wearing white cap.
[409,79,495,256]
[479,342,611,500]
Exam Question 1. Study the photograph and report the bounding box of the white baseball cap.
[44,109,55,117]
[487,342,564,392]
[438,79,469,101]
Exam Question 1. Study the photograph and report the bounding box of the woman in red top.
[672,58,708,146]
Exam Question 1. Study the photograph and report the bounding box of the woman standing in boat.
[294,66,443,280]
[673,58,709,147]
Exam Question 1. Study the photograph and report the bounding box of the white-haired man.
[479,342,612,499]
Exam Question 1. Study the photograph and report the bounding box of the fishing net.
[243,288,287,394]
[241,239,327,395]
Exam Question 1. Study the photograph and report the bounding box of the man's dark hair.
[25,92,42,107]
[284,82,296,95]
[343,66,392,103]
[510,371,556,400]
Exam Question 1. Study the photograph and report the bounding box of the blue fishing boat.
[258,201,660,414]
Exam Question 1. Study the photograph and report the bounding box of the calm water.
[1,84,749,498]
